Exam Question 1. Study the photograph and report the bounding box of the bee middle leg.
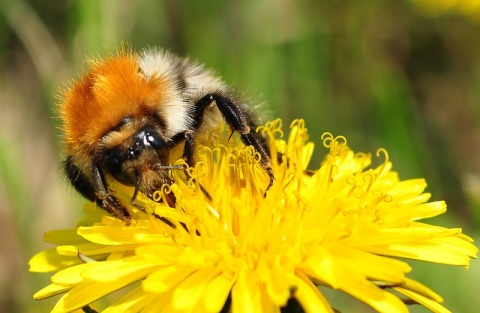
[192,93,275,193]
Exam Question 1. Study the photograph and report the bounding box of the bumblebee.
[59,47,273,224]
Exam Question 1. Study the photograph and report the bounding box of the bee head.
[102,126,171,188]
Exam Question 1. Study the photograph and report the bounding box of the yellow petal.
[264,260,295,306]
[136,244,183,264]
[294,270,334,313]
[78,225,139,245]
[337,270,408,313]
[44,229,89,245]
[300,248,341,289]
[384,202,446,224]
[81,257,158,282]
[51,265,154,313]
[57,243,136,257]
[142,265,194,294]
[353,226,461,247]
[365,235,478,266]
[202,273,235,312]
[231,267,262,313]
[333,247,411,283]
[29,248,82,273]
[396,278,443,303]
[140,281,190,313]
[103,286,153,313]
[395,286,451,313]
[51,263,93,286]
[171,267,220,311]
[389,179,427,199]
[34,283,72,300]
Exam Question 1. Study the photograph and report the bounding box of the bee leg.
[183,130,196,165]
[193,93,275,194]
[239,132,275,193]
[169,130,195,164]
[91,163,132,225]
[169,131,213,201]
[96,196,132,225]
[64,157,132,224]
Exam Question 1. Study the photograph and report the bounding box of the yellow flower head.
[30,119,477,313]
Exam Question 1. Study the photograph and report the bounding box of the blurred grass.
[0,0,479,312]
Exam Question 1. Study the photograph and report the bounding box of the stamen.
[376,148,389,177]
[77,250,96,263]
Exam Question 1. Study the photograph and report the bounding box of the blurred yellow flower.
[412,0,480,18]
[30,119,477,313]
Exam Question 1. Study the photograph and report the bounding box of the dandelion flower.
[30,119,478,313]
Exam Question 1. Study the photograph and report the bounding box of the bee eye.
[138,127,169,161]
[144,130,167,149]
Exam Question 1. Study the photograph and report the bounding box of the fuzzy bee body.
[59,48,273,223]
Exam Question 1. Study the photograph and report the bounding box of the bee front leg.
[90,163,132,225]
[64,157,132,224]
[96,195,132,225]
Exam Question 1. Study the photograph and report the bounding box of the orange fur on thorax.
[59,53,169,158]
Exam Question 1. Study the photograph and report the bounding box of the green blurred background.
[0,0,479,312]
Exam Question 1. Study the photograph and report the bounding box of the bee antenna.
[150,164,185,171]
